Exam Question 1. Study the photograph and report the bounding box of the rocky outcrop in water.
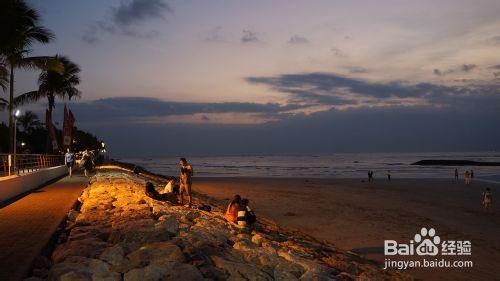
[412,160,500,166]
[38,168,410,281]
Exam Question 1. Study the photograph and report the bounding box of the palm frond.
[17,56,63,73]
[13,90,43,107]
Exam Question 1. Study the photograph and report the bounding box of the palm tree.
[15,55,81,113]
[0,0,61,152]
[0,60,8,110]
[17,110,41,133]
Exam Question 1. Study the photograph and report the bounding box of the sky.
[5,0,500,157]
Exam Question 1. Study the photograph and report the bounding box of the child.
[482,188,492,212]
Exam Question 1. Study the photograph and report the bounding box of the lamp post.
[13,109,21,174]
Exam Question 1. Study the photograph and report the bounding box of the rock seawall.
[34,167,411,281]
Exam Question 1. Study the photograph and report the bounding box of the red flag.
[62,105,76,149]
[46,109,59,152]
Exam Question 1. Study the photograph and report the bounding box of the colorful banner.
[62,105,75,149]
[46,109,59,152]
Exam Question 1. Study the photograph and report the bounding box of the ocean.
[122,152,500,182]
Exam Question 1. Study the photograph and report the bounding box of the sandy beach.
[193,177,500,280]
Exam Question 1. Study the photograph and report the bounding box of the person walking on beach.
[368,171,374,182]
[64,148,74,177]
[470,170,474,181]
[464,170,471,185]
[454,168,459,180]
[482,188,492,212]
[386,170,391,181]
[179,158,194,207]
[82,149,93,177]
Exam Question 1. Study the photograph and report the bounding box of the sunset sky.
[9,0,500,156]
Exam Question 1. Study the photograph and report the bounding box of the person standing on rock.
[64,148,74,177]
[179,158,194,207]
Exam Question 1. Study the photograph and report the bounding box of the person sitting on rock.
[145,182,178,203]
[225,195,242,223]
[163,177,180,195]
[237,198,256,228]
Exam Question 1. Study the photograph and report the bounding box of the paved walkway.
[0,175,88,281]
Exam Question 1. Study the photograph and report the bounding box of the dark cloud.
[461,64,477,72]
[76,105,500,157]
[246,72,500,112]
[112,0,171,25]
[65,97,303,123]
[486,35,500,45]
[202,26,224,42]
[330,47,347,58]
[35,74,500,156]
[82,0,170,43]
[288,35,309,44]
[346,66,368,74]
[241,30,259,43]
[489,64,500,69]
[433,64,477,76]
[247,72,449,104]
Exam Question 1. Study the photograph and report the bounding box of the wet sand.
[193,177,499,280]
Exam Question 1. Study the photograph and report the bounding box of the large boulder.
[48,257,120,281]
[126,241,185,268]
[52,238,109,263]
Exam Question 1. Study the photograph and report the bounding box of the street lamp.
[13,109,21,174]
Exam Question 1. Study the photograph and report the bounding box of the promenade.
[0,174,88,281]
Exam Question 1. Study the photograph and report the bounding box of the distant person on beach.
[482,188,492,212]
[64,148,74,177]
[455,168,459,180]
[464,170,471,185]
[386,170,391,181]
[237,198,256,227]
[225,195,242,223]
[368,171,374,182]
[471,170,474,180]
[179,158,194,207]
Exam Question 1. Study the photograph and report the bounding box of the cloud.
[112,0,171,25]
[64,97,304,125]
[77,104,500,157]
[241,30,259,43]
[82,0,171,43]
[486,35,500,45]
[433,64,477,76]
[330,47,347,58]
[246,72,500,112]
[346,66,368,74]
[288,35,309,44]
[489,64,500,69]
[202,26,224,42]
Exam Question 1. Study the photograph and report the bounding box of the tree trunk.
[8,64,14,153]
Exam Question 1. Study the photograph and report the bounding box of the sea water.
[122,152,500,182]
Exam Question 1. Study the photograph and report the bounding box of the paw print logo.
[415,227,441,256]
